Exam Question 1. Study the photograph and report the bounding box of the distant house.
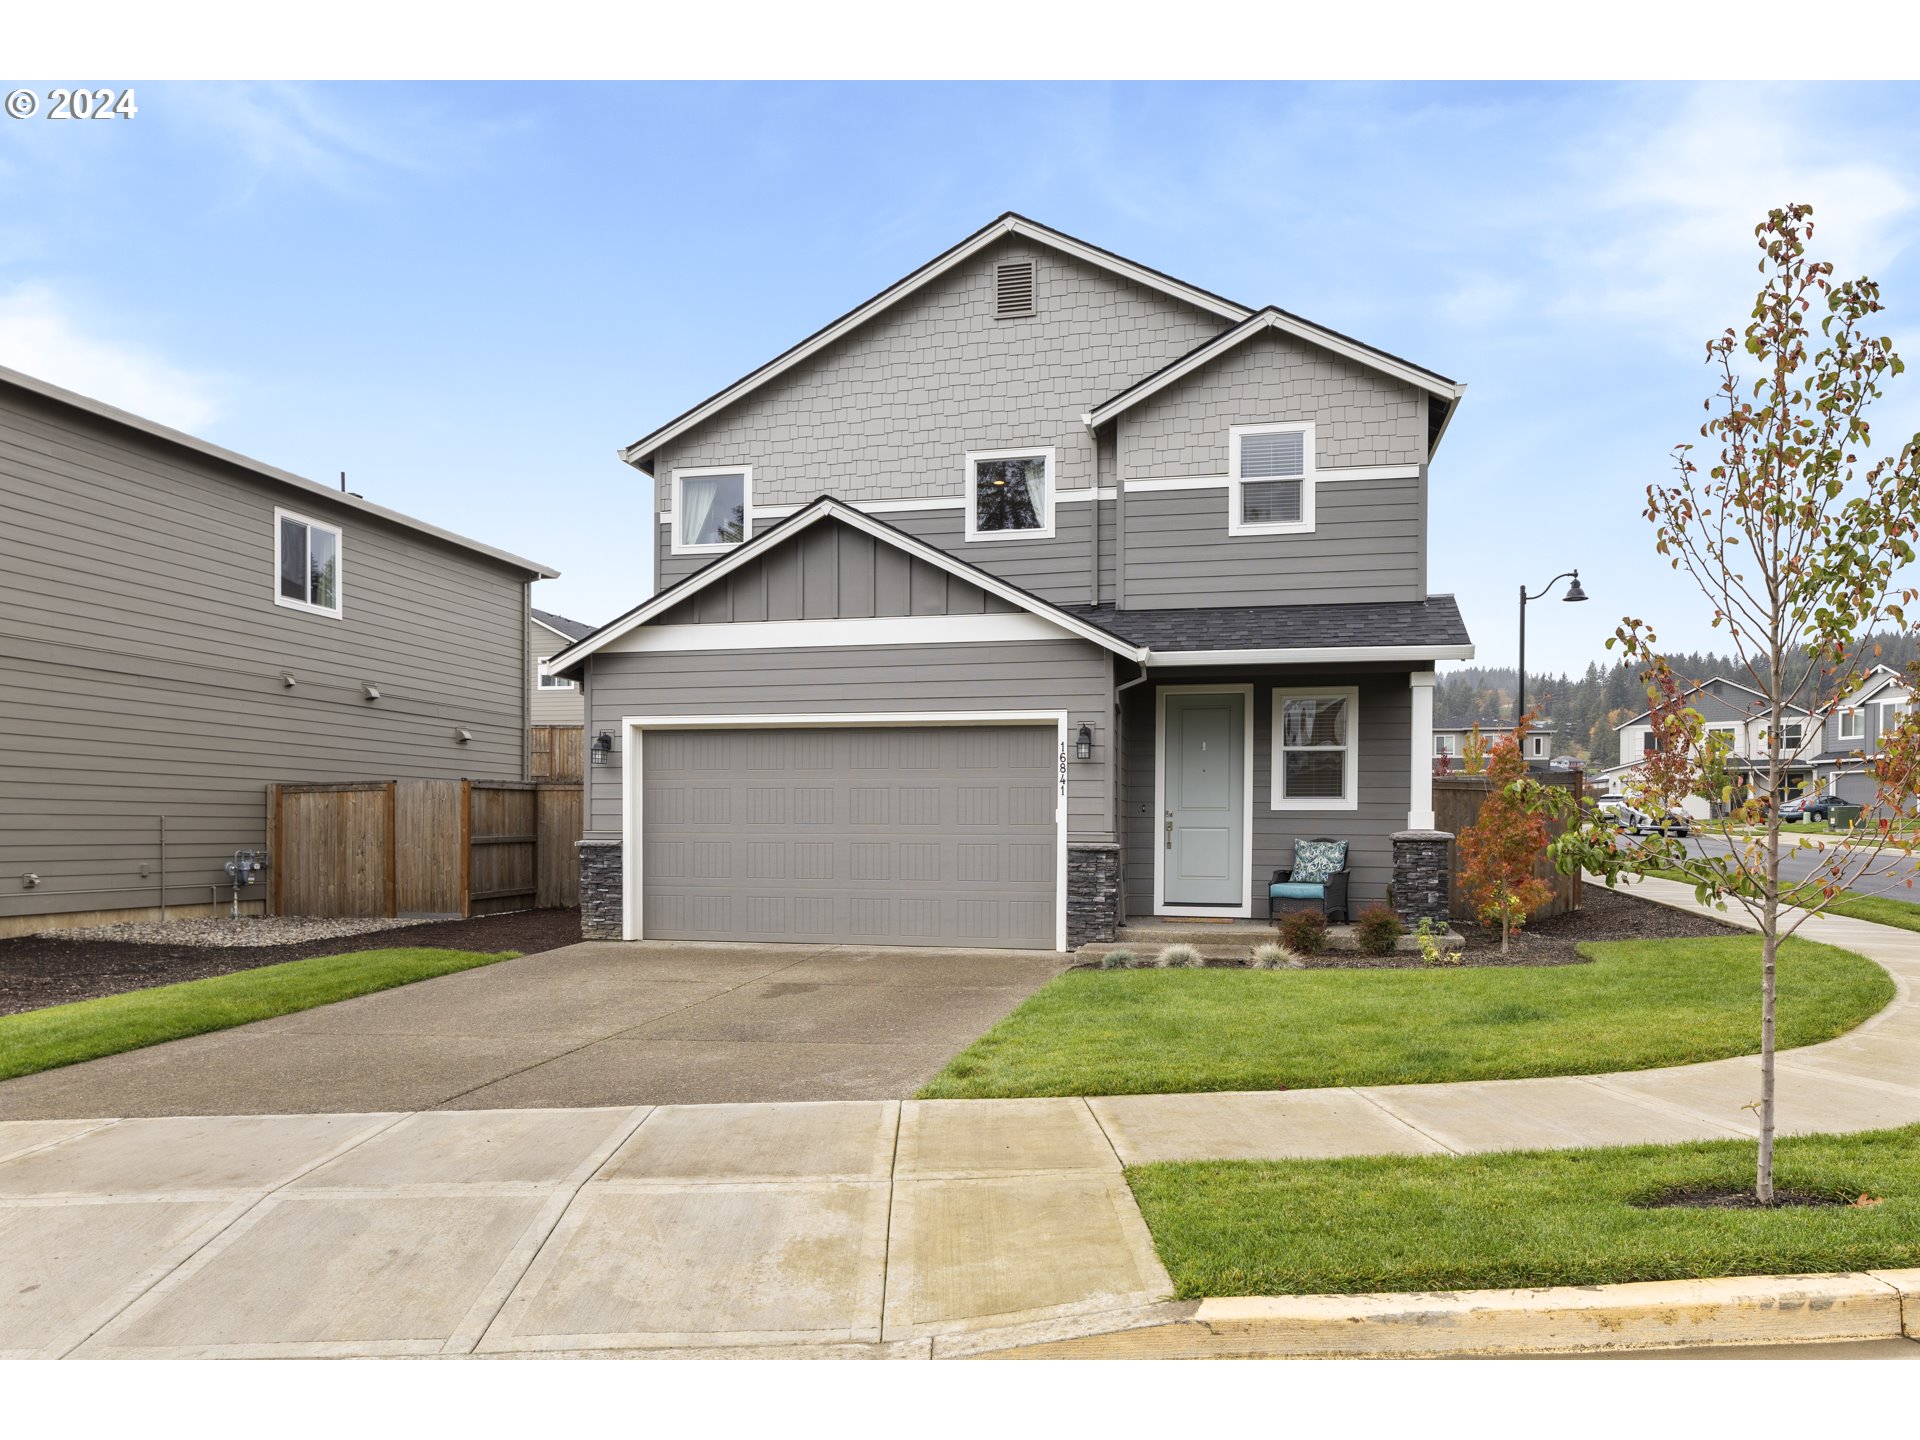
[530,608,593,726]
[1431,719,1559,767]
[1810,665,1914,807]
[1606,676,1821,815]
[0,364,557,936]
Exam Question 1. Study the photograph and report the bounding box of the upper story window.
[1529,734,1546,758]
[1840,707,1865,741]
[965,448,1056,542]
[994,260,1035,318]
[1774,720,1804,750]
[1434,735,1454,757]
[274,508,343,618]
[671,467,751,557]
[1875,700,1909,738]
[1642,730,1658,754]
[1273,687,1359,811]
[1228,421,1315,537]
[537,662,576,691]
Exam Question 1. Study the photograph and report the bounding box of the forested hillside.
[1436,632,1919,767]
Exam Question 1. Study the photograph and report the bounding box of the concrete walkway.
[3,876,1916,1358]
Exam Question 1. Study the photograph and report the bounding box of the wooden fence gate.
[530,725,585,781]
[1433,773,1582,923]
[269,779,581,918]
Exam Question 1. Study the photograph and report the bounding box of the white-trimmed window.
[274,508,343,618]
[1530,734,1547,758]
[1778,720,1805,750]
[1840,707,1865,741]
[1272,686,1359,811]
[671,467,751,556]
[965,447,1055,541]
[537,661,576,691]
[1434,735,1454,758]
[1229,421,1315,537]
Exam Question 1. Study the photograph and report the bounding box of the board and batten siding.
[1120,670,1414,917]
[530,616,586,725]
[584,638,1118,847]
[0,383,533,928]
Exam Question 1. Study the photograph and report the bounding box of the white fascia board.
[619,215,1250,467]
[1087,311,1462,429]
[548,499,1143,674]
[599,612,1072,654]
[1144,643,1476,667]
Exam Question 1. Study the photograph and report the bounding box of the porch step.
[1079,921,1466,964]
[1113,921,1281,944]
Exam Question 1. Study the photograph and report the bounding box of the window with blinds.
[1230,422,1314,534]
[1238,428,1305,523]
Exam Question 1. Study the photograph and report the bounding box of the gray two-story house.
[0,364,556,936]
[550,214,1473,950]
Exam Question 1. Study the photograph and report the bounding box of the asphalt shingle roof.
[1059,594,1472,653]
[532,607,594,641]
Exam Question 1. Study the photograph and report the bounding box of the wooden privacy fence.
[530,725,585,781]
[1433,773,1582,923]
[268,779,582,919]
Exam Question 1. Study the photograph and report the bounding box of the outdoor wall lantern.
[1075,723,1093,761]
[591,730,616,767]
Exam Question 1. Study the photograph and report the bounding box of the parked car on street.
[1602,798,1691,838]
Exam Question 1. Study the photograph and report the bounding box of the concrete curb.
[976,1268,1920,1358]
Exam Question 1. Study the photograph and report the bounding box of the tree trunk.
[1758,641,1784,1205]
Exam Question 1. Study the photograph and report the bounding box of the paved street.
[1681,831,1920,897]
[0,942,1069,1121]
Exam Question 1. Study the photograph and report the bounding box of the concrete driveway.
[0,942,1070,1120]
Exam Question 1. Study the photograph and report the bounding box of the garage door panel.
[640,725,1058,949]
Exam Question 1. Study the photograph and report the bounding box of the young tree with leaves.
[1459,722,1554,954]
[1549,204,1920,1203]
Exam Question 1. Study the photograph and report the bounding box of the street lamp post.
[1517,570,1588,738]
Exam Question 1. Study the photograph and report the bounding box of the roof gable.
[547,497,1143,673]
[618,213,1253,468]
[1085,306,1464,430]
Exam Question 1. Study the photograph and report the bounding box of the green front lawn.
[918,936,1890,1099]
[1794,888,1920,935]
[0,947,518,1081]
[1128,1127,1920,1297]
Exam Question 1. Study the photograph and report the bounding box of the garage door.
[640,725,1059,949]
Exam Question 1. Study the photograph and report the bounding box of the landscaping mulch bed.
[1290,881,1743,970]
[0,907,583,1016]
[1637,1186,1859,1211]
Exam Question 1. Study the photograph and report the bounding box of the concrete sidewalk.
[3,876,1916,1359]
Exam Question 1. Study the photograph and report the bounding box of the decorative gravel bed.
[0,907,583,1015]
[38,916,435,949]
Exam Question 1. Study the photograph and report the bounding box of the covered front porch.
[1113,664,1442,922]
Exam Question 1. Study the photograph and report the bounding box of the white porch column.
[1409,669,1436,830]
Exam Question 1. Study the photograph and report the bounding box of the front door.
[1163,690,1245,907]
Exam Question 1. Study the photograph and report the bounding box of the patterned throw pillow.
[1291,839,1348,884]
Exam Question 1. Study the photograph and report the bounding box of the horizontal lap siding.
[530,619,585,724]
[1,387,530,921]
[585,639,1115,844]
[1122,671,1412,916]
[1121,482,1421,607]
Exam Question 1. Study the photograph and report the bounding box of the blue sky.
[3,80,1917,675]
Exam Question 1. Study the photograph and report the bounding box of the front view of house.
[550,215,1473,950]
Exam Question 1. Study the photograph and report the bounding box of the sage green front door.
[1163,690,1245,907]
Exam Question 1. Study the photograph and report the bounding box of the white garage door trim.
[620,711,1071,950]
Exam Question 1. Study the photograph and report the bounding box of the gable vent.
[995,260,1035,318]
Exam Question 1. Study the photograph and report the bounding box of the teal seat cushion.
[1291,840,1348,885]
[1269,882,1328,901]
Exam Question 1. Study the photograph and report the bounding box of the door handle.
[1165,810,1174,850]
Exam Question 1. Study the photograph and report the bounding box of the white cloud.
[1553,85,1920,339]
[0,284,223,430]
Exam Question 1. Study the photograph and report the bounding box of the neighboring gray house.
[530,608,593,726]
[549,214,1473,950]
[1609,676,1822,817]
[0,364,557,936]
[1431,718,1560,767]
[1811,665,1913,806]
